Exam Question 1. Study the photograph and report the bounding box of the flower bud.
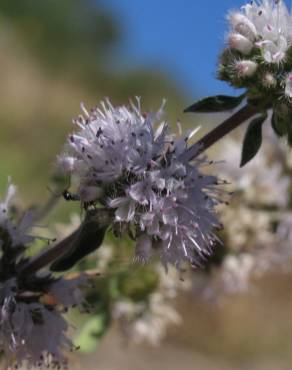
[57,155,76,173]
[228,33,253,54]
[228,12,257,41]
[235,60,258,77]
[262,72,277,88]
[285,73,292,99]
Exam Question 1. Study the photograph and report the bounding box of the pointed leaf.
[51,209,112,272]
[271,111,288,137]
[184,94,245,113]
[287,118,292,147]
[240,113,267,167]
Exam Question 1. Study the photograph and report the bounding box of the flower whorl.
[59,98,224,269]
[0,183,86,369]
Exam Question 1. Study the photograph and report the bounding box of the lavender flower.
[58,98,225,269]
[0,183,87,369]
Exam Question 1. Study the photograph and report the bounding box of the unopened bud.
[57,155,76,173]
[285,73,292,99]
[228,12,257,41]
[235,60,258,77]
[228,33,253,54]
[262,72,277,88]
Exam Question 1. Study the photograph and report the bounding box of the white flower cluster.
[59,99,224,269]
[228,0,292,64]
[219,0,292,107]
[0,184,87,369]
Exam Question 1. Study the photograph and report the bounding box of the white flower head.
[229,0,292,63]
[219,2,292,143]
[60,98,225,269]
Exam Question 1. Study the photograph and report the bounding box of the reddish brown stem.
[181,104,258,162]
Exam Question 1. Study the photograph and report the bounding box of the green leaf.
[50,209,112,272]
[271,110,288,137]
[74,314,110,353]
[184,94,245,113]
[287,118,292,147]
[240,112,267,167]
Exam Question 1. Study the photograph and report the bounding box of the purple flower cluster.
[59,99,224,269]
[0,184,86,369]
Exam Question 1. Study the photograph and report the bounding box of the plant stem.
[180,104,258,162]
[18,229,79,276]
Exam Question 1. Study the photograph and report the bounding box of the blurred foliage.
[117,266,159,302]
[71,242,162,354]
[75,314,111,353]
[0,0,118,75]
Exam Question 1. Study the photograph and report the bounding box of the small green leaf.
[184,94,245,113]
[240,112,267,167]
[271,110,288,137]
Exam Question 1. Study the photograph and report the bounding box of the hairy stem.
[180,104,258,162]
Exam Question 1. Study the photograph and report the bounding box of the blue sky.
[98,0,252,98]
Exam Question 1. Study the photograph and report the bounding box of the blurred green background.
[1,1,292,370]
